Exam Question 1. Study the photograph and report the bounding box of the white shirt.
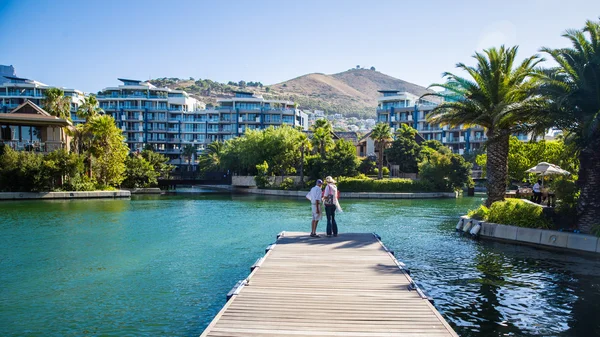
[309,185,323,205]
[533,183,541,193]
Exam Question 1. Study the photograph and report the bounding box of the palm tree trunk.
[300,144,305,187]
[576,139,600,233]
[485,130,510,207]
[377,142,383,180]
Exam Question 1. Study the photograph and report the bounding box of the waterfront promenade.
[200,232,458,337]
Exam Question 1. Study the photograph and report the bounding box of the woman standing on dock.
[323,176,342,237]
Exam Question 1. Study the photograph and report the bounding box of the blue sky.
[1,0,599,93]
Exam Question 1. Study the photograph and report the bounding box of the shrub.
[358,158,376,175]
[279,177,295,190]
[254,161,270,189]
[467,205,490,220]
[382,167,390,176]
[336,177,434,192]
[486,199,551,229]
[419,150,472,191]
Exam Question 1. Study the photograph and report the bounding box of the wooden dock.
[200,232,458,337]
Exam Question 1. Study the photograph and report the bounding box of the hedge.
[336,177,435,192]
[468,199,551,229]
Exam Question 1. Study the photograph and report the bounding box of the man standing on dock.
[308,179,324,237]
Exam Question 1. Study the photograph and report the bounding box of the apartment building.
[213,91,308,143]
[97,80,308,166]
[376,90,531,154]
[0,75,84,117]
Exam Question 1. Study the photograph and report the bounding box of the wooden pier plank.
[201,232,458,337]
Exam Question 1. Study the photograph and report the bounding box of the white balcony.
[443,125,448,131]
[238,127,243,133]
[138,137,144,143]
[120,115,126,120]
[390,128,395,134]
[460,136,464,142]
[238,117,243,123]
[255,117,260,122]
[459,149,464,155]
[442,137,447,143]
[138,115,144,121]
[407,115,413,121]
[121,125,126,131]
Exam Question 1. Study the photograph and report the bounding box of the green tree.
[532,19,600,233]
[298,132,311,186]
[198,141,224,173]
[141,149,174,179]
[86,115,129,187]
[426,46,543,206]
[325,139,360,178]
[419,150,473,191]
[122,154,158,188]
[182,144,197,173]
[76,95,103,122]
[371,123,392,179]
[476,137,579,183]
[385,124,422,173]
[311,119,334,159]
[43,87,71,119]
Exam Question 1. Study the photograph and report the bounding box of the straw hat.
[325,176,336,184]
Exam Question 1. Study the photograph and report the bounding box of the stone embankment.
[457,216,600,254]
[0,191,131,200]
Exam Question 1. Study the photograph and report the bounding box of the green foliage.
[255,161,270,189]
[385,124,421,173]
[279,177,295,190]
[475,137,578,182]
[418,150,473,191]
[382,167,389,176]
[311,119,334,159]
[199,141,223,173]
[86,115,130,187]
[76,95,102,122]
[358,157,376,175]
[467,205,490,220]
[486,199,552,229]
[122,155,159,188]
[141,149,174,178]
[43,87,71,119]
[0,147,86,192]
[336,177,433,192]
[324,139,359,178]
[371,123,392,179]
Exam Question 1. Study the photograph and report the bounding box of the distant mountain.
[149,68,435,118]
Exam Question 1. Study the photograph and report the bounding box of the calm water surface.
[1,194,599,337]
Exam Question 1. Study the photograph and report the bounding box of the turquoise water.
[1,194,599,337]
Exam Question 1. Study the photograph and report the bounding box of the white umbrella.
[526,162,570,186]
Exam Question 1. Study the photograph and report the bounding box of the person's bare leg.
[311,220,316,235]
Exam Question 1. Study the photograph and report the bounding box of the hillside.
[149,68,435,118]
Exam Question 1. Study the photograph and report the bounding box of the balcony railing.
[0,141,64,153]
[0,92,44,97]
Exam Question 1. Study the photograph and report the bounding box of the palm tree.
[297,132,311,186]
[534,19,600,233]
[371,123,392,179]
[43,88,71,119]
[182,144,197,173]
[76,95,103,122]
[426,46,543,206]
[311,119,333,158]
[198,141,223,173]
